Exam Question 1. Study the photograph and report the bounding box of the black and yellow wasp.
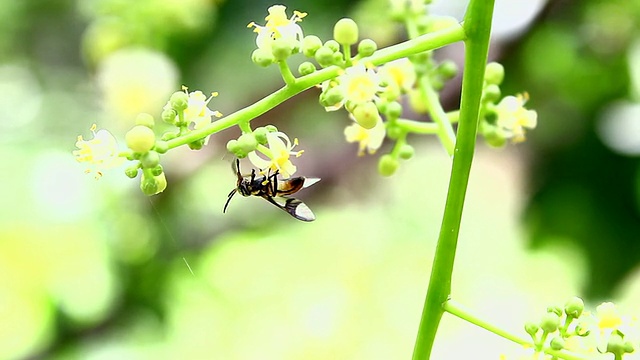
[223,159,320,221]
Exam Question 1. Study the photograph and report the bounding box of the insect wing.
[276,177,321,196]
[263,196,316,222]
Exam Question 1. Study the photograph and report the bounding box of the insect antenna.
[223,188,237,213]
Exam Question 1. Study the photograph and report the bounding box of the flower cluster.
[503,297,640,359]
[479,62,538,147]
[73,86,222,195]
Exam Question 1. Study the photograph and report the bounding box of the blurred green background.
[2,0,640,359]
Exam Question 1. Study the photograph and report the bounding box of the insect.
[223,159,320,221]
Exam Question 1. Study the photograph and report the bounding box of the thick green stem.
[411,0,495,359]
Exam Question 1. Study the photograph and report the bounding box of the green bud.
[169,91,188,111]
[333,18,358,45]
[302,35,323,57]
[253,127,269,145]
[140,150,160,168]
[357,39,377,57]
[622,340,635,354]
[547,306,563,317]
[188,138,204,150]
[126,125,156,153]
[483,84,501,103]
[386,124,403,140]
[324,40,340,53]
[484,129,507,148]
[135,113,155,128]
[140,172,167,196]
[140,174,158,196]
[161,131,178,141]
[315,46,335,67]
[564,297,585,319]
[154,140,168,154]
[607,332,625,354]
[298,61,316,76]
[323,86,344,107]
[524,322,539,337]
[124,165,139,179]
[332,52,344,65]
[226,139,246,158]
[398,144,415,160]
[271,37,292,61]
[151,164,163,176]
[237,133,258,153]
[438,60,458,79]
[252,48,275,67]
[549,336,565,351]
[385,101,403,119]
[352,102,381,129]
[161,108,177,124]
[485,62,505,85]
[378,154,399,177]
[540,312,561,333]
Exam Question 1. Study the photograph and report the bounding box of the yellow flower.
[379,58,416,93]
[344,115,386,156]
[248,5,306,51]
[73,124,125,178]
[166,87,222,145]
[495,93,538,143]
[597,302,623,330]
[248,132,303,178]
[338,63,383,105]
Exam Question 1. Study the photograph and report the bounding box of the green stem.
[419,75,456,155]
[396,119,439,134]
[444,301,590,360]
[165,24,465,150]
[411,0,494,359]
[278,60,297,86]
[343,43,352,67]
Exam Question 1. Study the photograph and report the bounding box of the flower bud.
[606,331,625,354]
[126,125,156,153]
[271,37,292,61]
[385,101,403,119]
[333,18,358,46]
[352,102,381,130]
[540,312,561,333]
[438,60,458,79]
[226,139,246,158]
[253,127,269,145]
[161,131,178,141]
[161,108,177,124]
[549,336,565,351]
[524,322,539,337]
[169,91,188,111]
[358,39,377,57]
[485,62,505,85]
[135,113,155,128]
[398,144,415,160]
[315,46,335,67]
[154,140,168,154]
[140,150,160,168]
[298,61,316,76]
[302,35,323,57]
[237,133,258,153]
[483,84,501,103]
[140,174,158,195]
[188,138,204,150]
[252,48,275,67]
[323,86,344,107]
[324,40,340,52]
[125,165,139,179]
[378,154,399,177]
[547,306,563,317]
[151,164,163,176]
[564,297,585,319]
